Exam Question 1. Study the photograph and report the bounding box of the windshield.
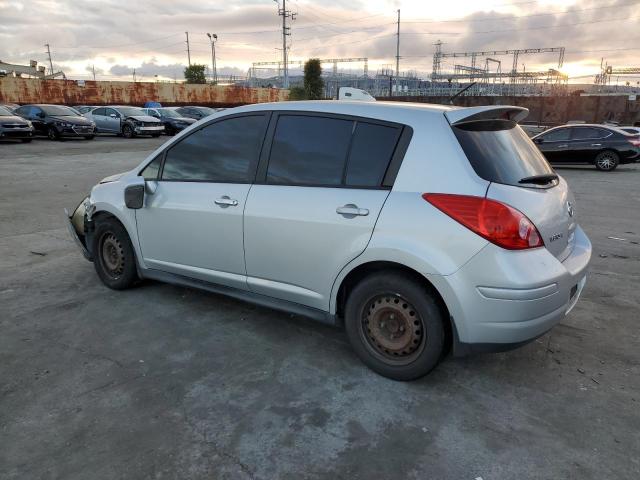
[196,107,215,114]
[0,106,12,116]
[157,108,182,118]
[116,107,146,117]
[453,119,555,187]
[41,105,79,116]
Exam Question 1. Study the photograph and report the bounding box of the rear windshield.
[452,119,555,187]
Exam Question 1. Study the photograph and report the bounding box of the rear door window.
[571,127,610,140]
[267,115,353,186]
[161,114,268,182]
[453,119,555,187]
[345,122,401,187]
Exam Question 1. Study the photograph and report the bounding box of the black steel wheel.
[92,217,137,290]
[345,271,445,381]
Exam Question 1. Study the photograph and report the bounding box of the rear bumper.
[428,225,591,354]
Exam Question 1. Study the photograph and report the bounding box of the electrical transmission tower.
[44,43,54,76]
[276,0,296,88]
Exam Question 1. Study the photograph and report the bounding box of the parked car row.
[0,103,225,142]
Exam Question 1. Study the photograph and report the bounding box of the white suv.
[67,101,591,380]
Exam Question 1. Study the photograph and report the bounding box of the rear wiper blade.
[518,174,559,185]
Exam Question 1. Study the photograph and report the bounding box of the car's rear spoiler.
[445,106,529,126]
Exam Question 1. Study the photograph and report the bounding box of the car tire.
[21,138,33,143]
[92,217,138,290]
[84,135,95,140]
[344,271,445,381]
[594,150,619,171]
[122,124,134,139]
[47,126,60,141]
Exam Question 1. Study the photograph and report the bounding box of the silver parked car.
[66,101,591,380]
[84,105,164,138]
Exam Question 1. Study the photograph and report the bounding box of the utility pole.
[92,64,96,81]
[395,9,400,96]
[133,68,136,82]
[185,32,191,66]
[276,0,296,88]
[207,33,218,84]
[45,43,54,76]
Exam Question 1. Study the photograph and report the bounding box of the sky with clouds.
[0,0,638,83]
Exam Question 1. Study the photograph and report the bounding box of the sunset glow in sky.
[0,0,638,83]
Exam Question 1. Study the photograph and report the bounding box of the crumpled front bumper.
[65,197,93,261]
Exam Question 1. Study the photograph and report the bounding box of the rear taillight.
[628,137,640,147]
[422,193,544,250]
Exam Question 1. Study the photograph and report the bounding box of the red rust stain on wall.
[0,77,289,106]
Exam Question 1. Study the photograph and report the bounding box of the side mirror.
[124,184,145,209]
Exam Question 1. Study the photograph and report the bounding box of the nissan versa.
[66,101,591,380]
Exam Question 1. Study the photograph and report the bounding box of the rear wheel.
[92,218,137,290]
[594,150,619,171]
[344,272,445,381]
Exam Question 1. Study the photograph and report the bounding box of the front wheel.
[47,126,60,141]
[92,218,138,290]
[122,124,135,139]
[595,150,619,171]
[344,272,445,381]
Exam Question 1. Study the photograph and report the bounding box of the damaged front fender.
[65,196,94,261]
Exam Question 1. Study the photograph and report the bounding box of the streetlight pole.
[207,33,218,84]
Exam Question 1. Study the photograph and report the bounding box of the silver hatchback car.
[67,101,591,380]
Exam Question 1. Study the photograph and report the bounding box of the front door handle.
[336,204,369,217]
[214,196,238,207]
[557,144,568,148]
[591,143,602,147]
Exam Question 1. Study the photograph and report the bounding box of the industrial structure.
[0,59,65,79]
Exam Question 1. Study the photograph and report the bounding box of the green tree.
[184,64,206,84]
[288,86,307,100]
[303,58,324,100]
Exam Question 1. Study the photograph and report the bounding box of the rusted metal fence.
[0,77,288,106]
[377,95,640,125]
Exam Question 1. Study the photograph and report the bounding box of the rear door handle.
[214,196,238,207]
[336,204,369,217]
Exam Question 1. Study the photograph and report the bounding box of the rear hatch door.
[449,108,575,260]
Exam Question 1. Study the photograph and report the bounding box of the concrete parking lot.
[1,136,639,479]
